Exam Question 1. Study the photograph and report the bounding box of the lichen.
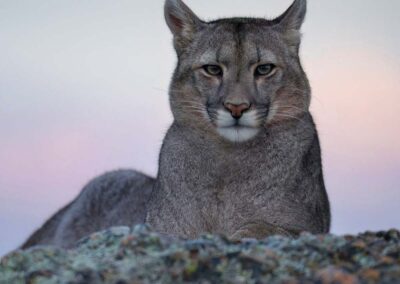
[1,225,399,283]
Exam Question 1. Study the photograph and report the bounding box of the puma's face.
[165,0,311,143]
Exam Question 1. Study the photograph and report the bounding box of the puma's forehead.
[197,45,279,67]
[195,22,281,66]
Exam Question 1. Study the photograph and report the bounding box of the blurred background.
[1,0,399,256]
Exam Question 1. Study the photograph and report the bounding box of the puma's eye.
[203,65,223,76]
[255,64,276,77]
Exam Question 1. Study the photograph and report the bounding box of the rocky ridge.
[1,225,399,283]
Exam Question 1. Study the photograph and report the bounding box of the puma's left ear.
[273,0,307,51]
[275,0,307,31]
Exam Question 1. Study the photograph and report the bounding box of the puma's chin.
[217,126,260,143]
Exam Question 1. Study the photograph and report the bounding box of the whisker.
[273,113,306,124]
[177,99,204,103]
[175,107,206,113]
[177,101,207,107]
[275,105,305,111]
[152,87,169,92]
[176,102,206,108]
[180,107,207,111]
[269,106,308,115]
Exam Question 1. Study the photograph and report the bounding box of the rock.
[1,225,399,283]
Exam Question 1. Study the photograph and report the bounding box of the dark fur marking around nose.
[224,103,250,119]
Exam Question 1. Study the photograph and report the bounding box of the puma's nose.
[224,103,251,119]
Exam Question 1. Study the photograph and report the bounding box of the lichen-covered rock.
[1,225,399,283]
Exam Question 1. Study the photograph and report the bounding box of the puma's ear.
[164,0,203,51]
[273,0,307,51]
[275,0,307,31]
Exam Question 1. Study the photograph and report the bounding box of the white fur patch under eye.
[267,102,279,123]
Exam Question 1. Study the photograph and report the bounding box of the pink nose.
[224,103,250,119]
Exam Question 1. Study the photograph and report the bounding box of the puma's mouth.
[213,109,264,142]
[217,126,260,143]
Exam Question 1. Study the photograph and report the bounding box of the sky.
[0,0,399,256]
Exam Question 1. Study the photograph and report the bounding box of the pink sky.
[1,0,399,256]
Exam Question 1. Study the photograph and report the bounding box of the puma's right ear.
[164,0,203,51]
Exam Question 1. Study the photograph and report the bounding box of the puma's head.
[165,0,311,143]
